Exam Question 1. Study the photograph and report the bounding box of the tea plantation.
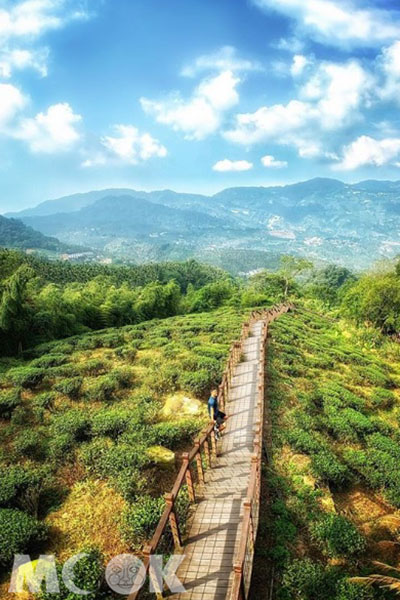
[254,307,400,600]
[0,306,246,598]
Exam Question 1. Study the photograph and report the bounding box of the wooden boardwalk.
[171,321,264,600]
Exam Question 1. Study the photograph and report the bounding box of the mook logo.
[9,553,186,596]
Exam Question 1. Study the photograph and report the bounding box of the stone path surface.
[171,321,264,600]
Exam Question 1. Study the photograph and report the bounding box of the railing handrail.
[128,303,294,600]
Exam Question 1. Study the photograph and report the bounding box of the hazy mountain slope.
[7,178,400,268]
[0,215,68,252]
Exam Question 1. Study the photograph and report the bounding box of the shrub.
[114,345,137,361]
[0,508,47,566]
[122,496,165,547]
[281,559,337,600]
[310,514,366,558]
[91,408,132,439]
[179,369,216,396]
[47,433,75,462]
[30,354,68,369]
[0,465,53,516]
[8,367,45,388]
[149,420,203,448]
[46,364,80,378]
[80,439,148,478]
[111,367,134,388]
[370,388,395,409]
[33,391,56,413]
[54,377,83,400]
[39,547,104,600]
[77,359,107,376]
[51,410,91,441]
[85,375,120,402]
[14,430,46,460]
[113,469,147,502]
[335,580,374,600]
[311,451,349,487]
[0,388,21,418]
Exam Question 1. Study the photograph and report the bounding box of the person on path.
[208,388,226,440]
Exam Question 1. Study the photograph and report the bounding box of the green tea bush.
[353,366,392,387]
[179,369,215,396]
[122,496,165,547]
[0,508,47,566]
[286,428,325,454]
[0,465,50,512]
[335,580,374,600]
[77,359,107,376]
[8,366,45,388]
[91,408,132,439]
[85,375,120,402]
[311,450,349,487]
[281,559,337,600]
[0,388,21,418]
[114,345,137,361]
[113,469,146,502]
[54,377,83,399]
[13,430,46,460]
[51,409,91,441]
[30,354,68,369]
[111,367,134,388]
[47,433,75,462]
[310,514,366,558]
[33,391,56,412]
[39,547,104,600]
[370,388,395,409]
[74,336,99,351]
[80,439,148,478]
[149,419,203,448]
[46,364,80,378]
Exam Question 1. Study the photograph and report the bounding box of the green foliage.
[281,559,337,600]
[85,375,120,402]
[149,420,203,448]
[0,387,21,418]
[8,366,45,388]
[122,496,165,547]
[310,514,366,558]
[53,376,83,399]
[91,408,132,439]
[13,430,46,460]
[38,547,104,600]
[0,508,47,566]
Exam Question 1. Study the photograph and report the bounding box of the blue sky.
[2,0,400,211]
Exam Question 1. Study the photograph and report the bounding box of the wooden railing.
[128,303,293,600]
[229,303,293,600]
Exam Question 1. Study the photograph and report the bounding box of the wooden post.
[165,493,182,550]
[204,437,211,469]
[195,441,205,485]
[183,453,196,503]
[210,428,217,460]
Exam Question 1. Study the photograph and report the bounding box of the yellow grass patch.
[46,479,129,561]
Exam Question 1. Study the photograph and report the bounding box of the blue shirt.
[208,395,218,419]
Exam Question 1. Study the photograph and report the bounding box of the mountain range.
[4,177,400,270]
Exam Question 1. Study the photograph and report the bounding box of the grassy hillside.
[0,306,247,597]
[253,306,400,600]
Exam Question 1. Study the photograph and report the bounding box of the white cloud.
[0,82,26,128]
[261,154,287,168]
[378,40,400,103]
[14,102,82,152]
[82,125,167,167]
[0,1,89,78]
[141,70,240,140]
[225,58,372,159]
[212,159,253,172]
[182,46,261,77]
[290,54,308,77]
[335,135,400,170]
[0,0,87,39]
[0,47,48,77]
[253,0,400,48]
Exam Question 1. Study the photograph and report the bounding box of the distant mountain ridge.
[6,178,400,269]
[0,214,69,252]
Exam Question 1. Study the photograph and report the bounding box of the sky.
[2,0,400,212]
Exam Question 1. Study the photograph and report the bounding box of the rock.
[162,393,203,418]
[147,445,175,468]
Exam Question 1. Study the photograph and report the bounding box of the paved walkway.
[171,321,263,600]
